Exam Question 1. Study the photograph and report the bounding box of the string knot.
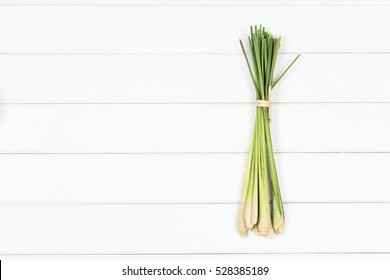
[256,100,271,107]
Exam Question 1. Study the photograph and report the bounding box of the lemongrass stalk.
[244,124,257,229]
[238,125,256,237]
[257,107,272,237]
[251,112,261,237]
[244,177,254,229]
[250,117,259,226]
[264,119,285,234]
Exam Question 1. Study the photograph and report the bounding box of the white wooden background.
[0,0,390,257]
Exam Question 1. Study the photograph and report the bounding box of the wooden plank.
[1,0,388,5]
[0,6,388,52]
[0,104,388,152]
[0,204,388,254]
[0,153,388,203]
[0,54,388,103]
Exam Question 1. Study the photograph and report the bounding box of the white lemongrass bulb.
[244,182,255,229]
[251,224,261,236]
[258,207,272,236]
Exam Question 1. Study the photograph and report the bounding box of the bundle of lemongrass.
[238,25,299,237]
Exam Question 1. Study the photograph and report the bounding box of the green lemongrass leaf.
[266,38,273,95]
[254,36,265,99]
[239,39,259,94]
[271,54,300,88]
[269,37,280,87]
[249,37,260,99]
[262,38,268,90]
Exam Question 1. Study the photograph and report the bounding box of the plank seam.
[0,201,389,205]
[0,3,390,6]
[0,252,389,256]
[0,151,389,155]
[0,51,390,55]
[0,101,389,105]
